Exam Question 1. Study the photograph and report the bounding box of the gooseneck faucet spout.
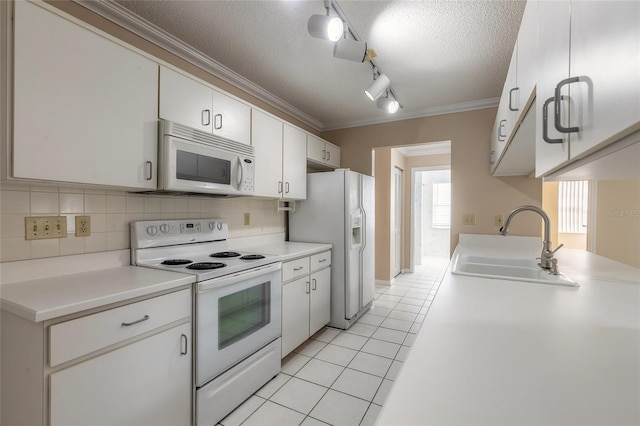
[499,205,563,273]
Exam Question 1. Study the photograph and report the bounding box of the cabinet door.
[516,1,538,110]
[251,109,283,198]
[13,1,158,190]
[211,90,251,145]
[568,1,640,160]
[325,142,341,168]
[281,277,310,357]
[282,124,307,200]
[307,135,327,163]
[535,0,571,177]
[50,322,191,426]
[159,66,213,133]
[309,268,331,337]
[502,47,519,139]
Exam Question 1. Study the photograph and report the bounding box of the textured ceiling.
[113,0,526,130]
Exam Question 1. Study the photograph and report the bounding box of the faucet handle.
[549,258,560,275]
[551,243,564,254]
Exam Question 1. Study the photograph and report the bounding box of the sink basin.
[452,254,579,287]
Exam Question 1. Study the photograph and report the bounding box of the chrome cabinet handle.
[318,259,327,263]
[498,119,507,142]
[180,334,188,355]
[312,278,317,291]
[490,150,496,165]
[326,151,330,161]
[322,149,326,160]
[554,76,583,134]
[121,314,149,327]
[278,181,283,194]
[508,87,520,111]
[214,113,223,130]
[293,266,303,271]
[543,97,563,144]
[202,110,211,126]
[145,161,153,180]
[285,182,290,194]
[306,281,310,294]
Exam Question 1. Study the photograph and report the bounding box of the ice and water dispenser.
[351,214,363,248]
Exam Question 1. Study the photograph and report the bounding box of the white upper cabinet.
[12,1,158,190]
[535,1,640,177]
[490,1,537,175]
[159,66,251,145]
[251,109,306,200]
[282,125,307,200]
[567,2,640,160]
[251,109,283,198]
[307,135,340,169]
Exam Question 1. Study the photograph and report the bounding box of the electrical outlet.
[25,216,67,240]
[463,214,476,226]
[244,213,251,226]
[495,214,505,227]
[75,215,91,237]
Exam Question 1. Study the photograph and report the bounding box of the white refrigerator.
[289,169,375,329]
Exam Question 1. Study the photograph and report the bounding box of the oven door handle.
[197,262,281,292]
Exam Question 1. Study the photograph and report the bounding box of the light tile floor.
[219,256,449,426]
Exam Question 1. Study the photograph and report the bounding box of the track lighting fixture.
[308,0,344,42]
[376,91,400,114]
[364,72,391,101]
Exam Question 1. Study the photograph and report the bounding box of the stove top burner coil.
[161,259,193,266]
[210,251,241,258]
[186,262,227,270]
[240,254,266,260]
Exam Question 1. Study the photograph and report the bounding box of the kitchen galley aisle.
[217,256,449,426]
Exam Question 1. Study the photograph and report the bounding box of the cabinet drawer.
[310,251,331,272]
[49,289,191,367]
[282,257,310,283]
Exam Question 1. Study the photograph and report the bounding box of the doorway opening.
[411,167,451,270]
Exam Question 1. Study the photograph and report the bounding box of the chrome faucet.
[499,205,563,274]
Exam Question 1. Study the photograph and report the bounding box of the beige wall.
[594,179,640,268]
[322,108,543,276]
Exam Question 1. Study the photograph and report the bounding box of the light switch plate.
[25,216,67,240]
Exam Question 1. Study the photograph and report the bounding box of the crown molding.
[73,0,324,130]
[321,97,500,131]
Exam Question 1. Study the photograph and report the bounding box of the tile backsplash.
[0,182,285,262]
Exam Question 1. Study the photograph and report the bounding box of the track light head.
[377,93,400,113]
[364,73,391,101]
[333,38,368,62]
[308,14,344,42]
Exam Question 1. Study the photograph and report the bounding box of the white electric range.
[131,218,282,426]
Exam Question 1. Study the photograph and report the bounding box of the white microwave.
[156,120,255,196]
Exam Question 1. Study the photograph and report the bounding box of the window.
[558,181,589,234]
[432,182,451,229]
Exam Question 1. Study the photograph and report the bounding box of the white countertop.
[1,266,195,323]
[240,241,332,262]
[377,234,640,426]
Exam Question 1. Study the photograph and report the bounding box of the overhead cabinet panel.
[159,66,251,144]
[12,1,158,189]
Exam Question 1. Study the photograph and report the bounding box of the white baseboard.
[375,279,392,286]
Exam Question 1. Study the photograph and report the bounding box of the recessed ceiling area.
[107,0,526,131]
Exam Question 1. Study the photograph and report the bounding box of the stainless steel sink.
[451,254,579,287]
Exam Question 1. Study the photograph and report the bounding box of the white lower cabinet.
[50,322,191,426]
[281,251,331,357]
[1,288,192,426]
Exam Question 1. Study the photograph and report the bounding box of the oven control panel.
[180,222,201,234]
[131,219,229,249]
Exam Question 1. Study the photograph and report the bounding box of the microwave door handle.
[237,158,243,186]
